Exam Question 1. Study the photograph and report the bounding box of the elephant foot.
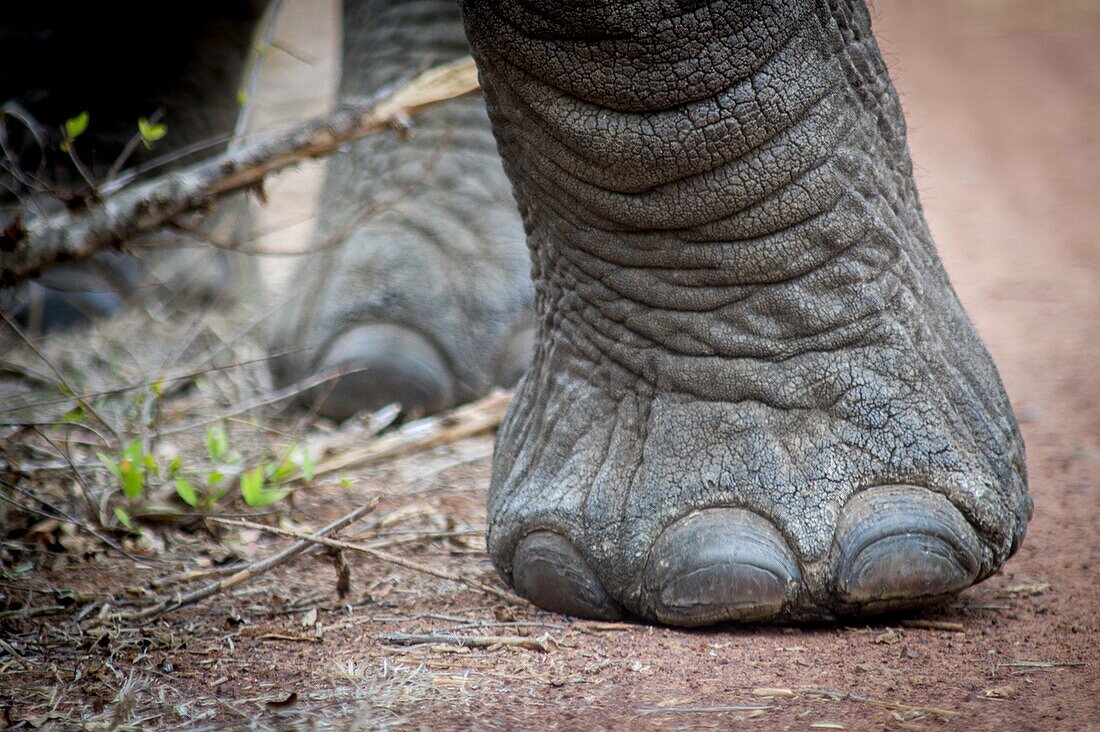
[488,322,1030,623]
[294,321,535,421]
[262,0,534,421]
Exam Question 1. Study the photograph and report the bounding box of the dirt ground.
[2,1,1098,729]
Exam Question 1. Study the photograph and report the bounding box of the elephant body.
[0,0,1029,624]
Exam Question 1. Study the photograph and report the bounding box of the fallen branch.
[1,58,481,285]
[210,516,520,604]
[379,632,556,652]
[126,496,379,621]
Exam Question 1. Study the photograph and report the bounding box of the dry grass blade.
[301,390,510,481]
[379,632,557,652]
[900,619,966,632]
[127,496,379,620]
[210,516,520,604]
[638,705,774,715]
[2,58,481,285]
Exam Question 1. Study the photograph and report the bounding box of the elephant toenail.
[512,531,624,620]
[302,324,455,422]
[835,486,982,609]
[644,509,799,626]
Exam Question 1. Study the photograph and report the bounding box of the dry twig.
[210,516,520,604]
[127,496,379,620]
[900,619,966,632]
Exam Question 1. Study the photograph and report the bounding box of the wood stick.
[302,390,510,481]
[900,619,966,632]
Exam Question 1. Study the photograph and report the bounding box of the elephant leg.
[460,0,1031,623]
[268,0,533,421]
[0,1,265,334]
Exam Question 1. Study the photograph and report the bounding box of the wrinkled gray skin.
[457,0,1030,623]
[3,0,1030,624]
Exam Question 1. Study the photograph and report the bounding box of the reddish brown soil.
[3,1,1098,729]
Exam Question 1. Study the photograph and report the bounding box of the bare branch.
[0,58,480,286]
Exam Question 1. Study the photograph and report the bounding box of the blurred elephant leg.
[268,0,533,421]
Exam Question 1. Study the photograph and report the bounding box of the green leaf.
[113,506,134,529]
[267,457,295,483]
[137,116,167,148]
[206,470,225,487]
[250,486,291,508]
[239,466,265,506]
[174,478,199,507]
[64,111,89,140]
[236,89,249,106]
[120,464,144,499]
[167,455,183,478]
[62,404,88,423]
[240,466,290,507]
[97,451,122,481]
[122,440,144,463]
[297,446,314,482]
[339,476,353,489]
[205,424,229,462]
[118,440,146,499]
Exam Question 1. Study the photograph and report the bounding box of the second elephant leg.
[269,0,533,421]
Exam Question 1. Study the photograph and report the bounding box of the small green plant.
[137,116,167,149]
[205,424,231,462]
[96,418,312,522]
[239,442,313,508]
[166,454,224,509]
[239,465,289,507]
[98,439,157,531]
[59,111,89,152]
[97,440,151,500]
